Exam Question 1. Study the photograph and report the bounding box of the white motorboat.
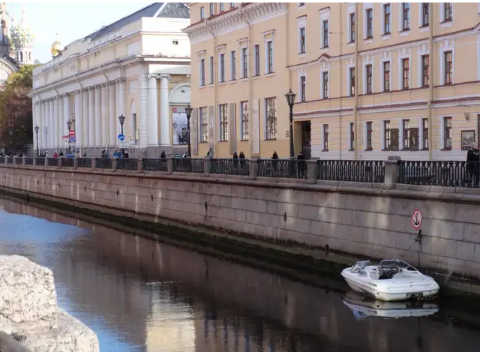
[341,259,440,302]
[342,291,439,319]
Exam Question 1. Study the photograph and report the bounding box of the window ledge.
[401,148,410,151]
[419,24,429,28]
[441,21,453,28]
[239,77,248,82]
[264,72,275,77]
[265,139,277,141]
[364,148,373,152]
[198,85,206,89]
[199,141,209,144]
[208,84,214,87]
[383,89,391,93]
[381,34,391,41]
[322,149,329,152]
[421,148,429,151]
[443,82,453,86]
[228,79,237,84]
[240,139,249,142]
[400,29,410,37]
[348,149,354,152]
[218,82,227,86]
[252,75,261,80]
[441,148,452,151]
[419,26,429,33]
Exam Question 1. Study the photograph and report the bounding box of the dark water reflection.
[0,198,479,352]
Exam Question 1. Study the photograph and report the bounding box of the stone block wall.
[1,166,480,281]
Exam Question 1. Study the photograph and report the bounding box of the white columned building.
[31,3,191,157]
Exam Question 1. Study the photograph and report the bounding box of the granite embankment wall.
[0,164,480,283]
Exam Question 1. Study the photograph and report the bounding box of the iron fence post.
[306,159,319,184]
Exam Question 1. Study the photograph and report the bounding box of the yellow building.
[185,2,480,161]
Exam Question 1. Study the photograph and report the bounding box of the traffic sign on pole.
[118,134,125,141]
[411,209,422,230]
[69,130,75,137]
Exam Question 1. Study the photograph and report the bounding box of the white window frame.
[209,56,214,85]
[218,52,225,83]
[440,115,452,150]
[253,44,260,76]
[417,44,429,88]
[319,8,330,49]
[381,120,387,150]
[297,17,307,54]
[348,122,355,150]
[381,3,392,36]
[398,52,411,90]
[321,124,329,151]
[418,117,425,150]
[346,64,355,97]
[264,34,275,75]
[440,3,453,25]
[380,59,390,92]
[239,40,248,79]
[320,70,329,99]
[346,5,355,44]
[199,57,206,87]
[297,68,306,103]
[418,3,429,29]
[363,58,374,94]
[439,42,454,85]
[399,119,407,150]
[399,2,410,33]
[230,50,236,81]
[363,3,374,40]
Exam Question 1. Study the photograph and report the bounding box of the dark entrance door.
[301,121,311,159]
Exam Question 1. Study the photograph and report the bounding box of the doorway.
[301,121,311,159]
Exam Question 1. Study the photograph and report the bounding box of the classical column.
[159,74,170,146]
[48,99,53,148]
[94,85,101,147]
[101,84,108,146]
[88,87,95,147]
[75,91,82,148]
[118,79,126,138]
[40,101,44,149]
[64,94,70,148]
[138,73,148,147]
[82,89,89,147]
[147,75,159,146]
[109,82,116,146]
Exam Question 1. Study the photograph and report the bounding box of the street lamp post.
[285,89,296,159]
[118,114,125,156]
[35,125,39,156]
[185,104,193,157]
[67,120,72,154]
[8,128,13,154]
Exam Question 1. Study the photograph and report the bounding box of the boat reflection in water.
[343,291,439,320]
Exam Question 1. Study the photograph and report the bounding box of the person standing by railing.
[467,143,480,185]
[239,151,245,169]
[297,151,306,178]
[233,152,238,169]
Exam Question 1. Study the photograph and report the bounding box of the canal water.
[0,198,479,352]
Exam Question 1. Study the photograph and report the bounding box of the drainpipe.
[427,4,434,161]
[353,3,359,160]
[206,22,217,157]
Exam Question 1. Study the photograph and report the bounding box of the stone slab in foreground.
[0,255,99,352]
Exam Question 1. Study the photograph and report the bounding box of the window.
[242,47,248,78]
[210,3,214,16]
[230,51,236,80]
[422,55,429,87]
[230,3,235,8]
[200,7,205,20]
[300,75,306,102]
[366,64,373,94]
[240,101,249,140]
[444,3,452,21]
[265,98,277,140]
[299,27,306,53]
[200,58,205,86]
[383,4,391,34]
[209,56,213,84]
[384,121,391,149]
[444,51,452,85]
[323,71,329,98]
[267,41,273,74]
[323,21,329,48]
[444,116,452,149]
[219,3,224,12]
[254,44,260,76]
[383,61,390,92]
[402,3,410,30]
[366,9,373,38]
[402,58,409,89]
[219,104,228,141]
[366,122,373,150]
[422,118,429,150]
[219,53,225,83]
[422,3,429,26]
[349,13,355,42]
[403,119,410,149]
[299,2,305,7]
[199,107,208,142]
[349,123,355,151]
[323,124,329,151]
[349,67,355,96]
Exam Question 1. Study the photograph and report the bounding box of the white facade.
[31,3,191,157]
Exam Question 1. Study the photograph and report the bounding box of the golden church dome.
[51,34,64,57]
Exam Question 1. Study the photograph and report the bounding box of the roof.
[86,3,190,41]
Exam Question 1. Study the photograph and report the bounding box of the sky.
[8,1,153,63]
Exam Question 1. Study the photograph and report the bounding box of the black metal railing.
[77,158,92,168]
[117,158,138,171]
[399,160,480,187]
[95,158,112,169]
[62,158,74,168]
[173,158,204,173]
[24,157,33,166]
[47,158,58,167]
[14,157,22,165]
[318,160,385,183]
[143,159,168,172]
[210,158,250,176]
[6,157,14,165]
[35,157,45,166]
[257,159,307,179]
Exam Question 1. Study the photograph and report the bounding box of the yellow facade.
[185,2,480,160]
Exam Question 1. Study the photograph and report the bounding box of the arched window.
[19,52,23,62]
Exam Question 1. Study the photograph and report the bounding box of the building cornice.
[183,3,287,44]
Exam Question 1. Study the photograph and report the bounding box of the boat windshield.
[350,260,370,273]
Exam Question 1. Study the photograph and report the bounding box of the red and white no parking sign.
[411,209,422,230]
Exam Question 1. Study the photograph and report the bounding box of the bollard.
[204,158,211,176]
[112,158,117,172]
[138,158,143,173]
[306,159,319,184]
[248,159,258,180]
[167,157,173,175]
